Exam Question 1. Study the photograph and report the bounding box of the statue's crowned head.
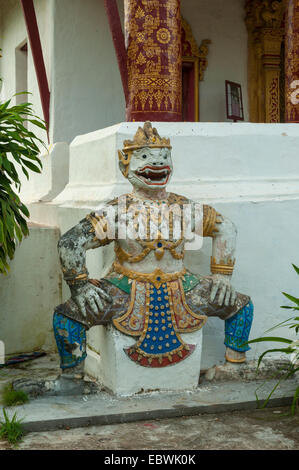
[118,121,173,190]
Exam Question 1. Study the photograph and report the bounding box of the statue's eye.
[142,154,147,159]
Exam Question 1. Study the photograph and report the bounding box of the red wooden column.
[125,0,182,122]
[103,0,129,105]
[20,0,50,130]
[285,0,299,123]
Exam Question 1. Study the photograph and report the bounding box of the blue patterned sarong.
[53,312,87,369]
[224,300,254,352]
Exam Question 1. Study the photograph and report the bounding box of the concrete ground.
[0,406,297,450]
[0,353,298,450]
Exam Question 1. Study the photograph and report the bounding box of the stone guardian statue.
[54,122,253,387]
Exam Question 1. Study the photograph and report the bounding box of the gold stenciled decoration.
[245,0,284,30]
[113,261,187,289]
[245,0,285,123]
[210,257,235,276]
[125,0,182,121]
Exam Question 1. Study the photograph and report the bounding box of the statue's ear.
[118,150,129,177]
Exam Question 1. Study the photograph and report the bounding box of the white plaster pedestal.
[85,325,203,396]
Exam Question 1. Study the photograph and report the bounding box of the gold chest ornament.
[115,192,188,264]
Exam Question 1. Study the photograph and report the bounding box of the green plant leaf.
[247,336,293,345]
[282,292,299,306]
[21,159,41,173]
[0,219,4,244]
[264,317,295,333]
[256,347,294,369]
[28,119,46,130]
[19,203,29,218]
[292,264,299,276]
[291,385,299,416]
[21,166,29,180]
[0,95,46,273]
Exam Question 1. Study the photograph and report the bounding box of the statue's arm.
[209,210,237,306]
[191,202,237,306]
[58,211,113,318]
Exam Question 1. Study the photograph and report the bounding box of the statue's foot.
[225,347,246,364]
[12,363,98,397]
[49,375,90,396]
[50,362,92,395]
[60,361,85,380]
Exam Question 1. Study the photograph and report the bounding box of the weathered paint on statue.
[54,122,253,381]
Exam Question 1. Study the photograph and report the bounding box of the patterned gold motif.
[171,280,208,332]
[112,281,145,336]
[112,187,189,264]
[157,28,171,44]
[210,257,235,276]
[112,261,187,289]
[127,281,206,364]
[110,195,223,264]
[125,0,182,121]
[245,0,285,123]
[113,280,207,350]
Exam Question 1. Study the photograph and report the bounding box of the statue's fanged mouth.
[135,165,171,186]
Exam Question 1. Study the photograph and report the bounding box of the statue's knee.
[243,299,254,323]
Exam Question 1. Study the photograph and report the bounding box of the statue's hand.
[209,274,236,307]
[69,281,112,318]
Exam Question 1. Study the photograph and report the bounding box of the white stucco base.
[85,325,203,396]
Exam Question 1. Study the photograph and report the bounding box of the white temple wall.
[181,0,249,122]
[0,224,61,356]
[0,0,126,145]
[49,0,125,144]
[0,0,50,145]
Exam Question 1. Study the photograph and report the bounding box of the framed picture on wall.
[225,80,244,122]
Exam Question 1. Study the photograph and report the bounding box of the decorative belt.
[113,262,186,289]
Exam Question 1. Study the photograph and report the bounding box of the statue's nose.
[152,161,165,166]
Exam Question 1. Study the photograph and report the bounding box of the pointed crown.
[122,121,172,153]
